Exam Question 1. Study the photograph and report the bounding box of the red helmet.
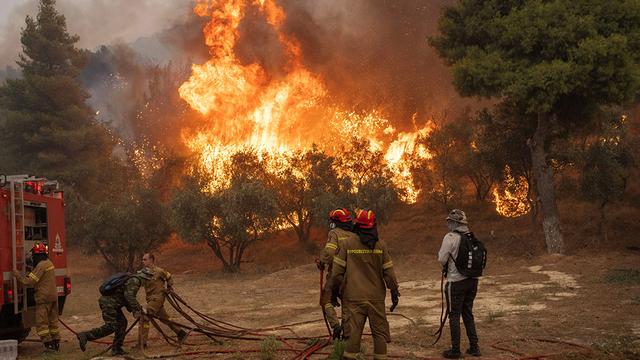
[329,208,352,223]
[355,209,376,229]
[31,243,48,254]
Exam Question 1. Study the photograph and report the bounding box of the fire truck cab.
[0,175,71,342]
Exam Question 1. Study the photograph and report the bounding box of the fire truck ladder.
[9,179,26,315]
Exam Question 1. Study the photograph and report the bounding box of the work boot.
[466,345,482,357]
[43,341,55,351]
[112,347,128,356]
[77,332,88,352]
[177,329,188,343]
[52,339,60,351]
[331,324,343,339]
[442,348,462,359]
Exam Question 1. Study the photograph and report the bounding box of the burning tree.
[431,0,640,253]
[475,107,538,222]
[335,137,402,223]
[171,151,279,273]
[176,0,436,208]
[267,146,351,253]
[411,121,463,209]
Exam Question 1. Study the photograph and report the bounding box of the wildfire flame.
[492,165,530,218]
[179,0,433,203]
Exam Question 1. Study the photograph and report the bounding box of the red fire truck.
[0,175,71,341]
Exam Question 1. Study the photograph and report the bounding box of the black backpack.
[99,272,131,296]
[451,232,487,277]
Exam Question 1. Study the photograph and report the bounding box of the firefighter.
[138,252,187,348]
[331,209,400,360]
[76,271,151,356]
[318,208,357,339]
[12,243,60,351]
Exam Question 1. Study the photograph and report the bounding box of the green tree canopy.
[0,0,114,198]
[580,115,634,242]
[171,151,280,273]
[431,0,640,252]
[78,178,172,272]
[267,146,352,253]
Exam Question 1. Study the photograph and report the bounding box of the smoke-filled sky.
[1,0,474,133]
[0,0,193,68]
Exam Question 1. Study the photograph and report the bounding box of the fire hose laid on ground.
[54,272,592,360]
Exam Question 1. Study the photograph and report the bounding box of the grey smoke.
[0,0,194,68]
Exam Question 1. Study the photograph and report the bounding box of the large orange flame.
[180,0,432,203]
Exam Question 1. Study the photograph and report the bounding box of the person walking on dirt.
[138,252,187,348]
[438,209,481,358]
[76,270,151,356]
[317,208,358,339]
[13,243,60,352]
[331,209,400,359]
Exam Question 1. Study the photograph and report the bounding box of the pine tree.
[0,0,114,197]
[431,1,640,253]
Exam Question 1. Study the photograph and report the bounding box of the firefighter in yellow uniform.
[138,253,187,348]
[331,209,400,360]
[13,243,60,351]
[318,208,358,339]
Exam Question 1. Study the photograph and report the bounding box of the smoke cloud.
[0,0,194,68]
[232,0,467,128]
[2,0,475,146]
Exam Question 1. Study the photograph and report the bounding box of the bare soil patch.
[16,247,640,359]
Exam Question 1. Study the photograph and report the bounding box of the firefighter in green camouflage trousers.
[76,272,150,356]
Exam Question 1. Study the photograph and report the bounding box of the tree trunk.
[295,216,316,254]
[524,174,538,227]
[206,239,230,270]
[529,113,564,254]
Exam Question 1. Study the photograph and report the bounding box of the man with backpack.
[76,270,151,356]
[438,209,484,358]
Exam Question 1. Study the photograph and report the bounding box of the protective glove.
[133,311,141,319]
[331,289,341,308]
[390,288,400,312]
[12,270,20,278]
[315,258,325,271]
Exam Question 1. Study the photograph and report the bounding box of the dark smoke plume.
[233,0,468,128]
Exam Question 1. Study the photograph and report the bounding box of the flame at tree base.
[492,166,530,218]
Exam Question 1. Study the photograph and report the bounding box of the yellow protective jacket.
[320,228,358,268]
[143,265,173,302]
[331,235,398,302]
[16,259,57,304]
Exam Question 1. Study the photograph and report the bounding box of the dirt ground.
[16,245,640,359]
[14,202,640,359]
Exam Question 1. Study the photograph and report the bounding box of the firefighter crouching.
[12,243,60,351]
[76,270,151,356]
[139,252,187,348]
[331,209,400,359]
[318,208,358,339]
